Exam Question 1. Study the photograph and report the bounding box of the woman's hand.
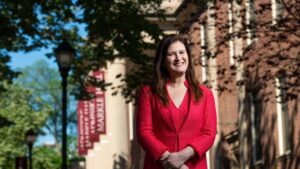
[180,164,189,169]
[160,151,171,161]
[163,152,186,168]
[160,146,195,169]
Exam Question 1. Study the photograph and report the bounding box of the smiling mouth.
[174,62,184,66]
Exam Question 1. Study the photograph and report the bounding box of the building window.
[245,0,256,45]
[200,23,208,82]
[271,0,283,25]
[248,92,263,167]
[228,2,235,65]
[275,76,291,156]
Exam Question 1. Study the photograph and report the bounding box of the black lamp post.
[25,129,37,169]
[55,41,75,169]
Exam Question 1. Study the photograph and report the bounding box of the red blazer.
[136,83,217,169]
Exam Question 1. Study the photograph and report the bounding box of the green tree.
[0,0,76,93]
[33,146,61,169]
[0,55,18,93]
[1,0,165,101]
[0,84,47,167]
[15,59,77,152]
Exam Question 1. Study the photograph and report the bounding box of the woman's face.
[165,41,189,78]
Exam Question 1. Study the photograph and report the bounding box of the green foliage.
[0,54,19,93]
[0,0,78,93]
[33,146,61,169]
[0,0,166,100]
[71,0,164,100]
[0,0,77,52]
[67,135,80,160]
[0,114,14,128]
[0,84,47,166]
[15,59,77,149]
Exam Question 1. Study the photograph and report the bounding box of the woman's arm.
[136,86,169,161]
[187,89,217,158]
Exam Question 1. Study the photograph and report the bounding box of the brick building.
[174,0,300,169]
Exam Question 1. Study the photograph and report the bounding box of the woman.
[136,34,217,169]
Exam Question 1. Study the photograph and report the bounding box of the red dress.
[136,81,217,169]
[168,88,189,132]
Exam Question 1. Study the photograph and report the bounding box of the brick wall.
[183,0,300,168]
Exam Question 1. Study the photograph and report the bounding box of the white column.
[85,58,130,169]
[275,77,289,156]
[128,102,134,141]
[206,2,218,169]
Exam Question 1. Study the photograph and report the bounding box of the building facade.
[179,0,300,169]
[83,0,300,169]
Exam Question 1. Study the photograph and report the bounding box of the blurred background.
[0,0,299,169]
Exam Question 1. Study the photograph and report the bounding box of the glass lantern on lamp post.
[54,40,75,169]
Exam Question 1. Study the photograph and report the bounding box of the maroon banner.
[77,101,86,155]
[77,70,106,156]
[77,100,93,155]
[92,71,106,134]
[85,86,99,142]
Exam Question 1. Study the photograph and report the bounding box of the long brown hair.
[153,34,202,105]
